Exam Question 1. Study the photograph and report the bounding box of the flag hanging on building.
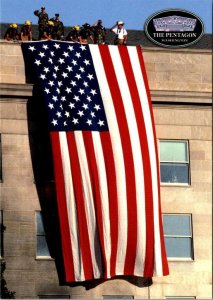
[22,40,169,283]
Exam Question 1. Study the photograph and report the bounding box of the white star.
[44,67,50,73]
[54,66,59,72]
[64,111,70,118]
[65,87,72,94]
[83,81,88,87]
[38,52,45,58]
[62,72,68,78]
[42,44,49,50]
[52,119,58,126]
[73,95,80,102]
[71,59,77,66]
[44,88,50,94]
[70,80,77,86]
[48,81,54,87]
[75,52,81,58]
[34,59,41,66]
[82,103,88,110]
[72,118,79,124]
[60,104,63,110]
[40,74,46,80]
[29,45,36,51]
[84,59,90,65]
[61,96,66,101]
[64,121,67,126]
[58,81,63,87]
[80,45,86,51]
[90,89,97,95]
[94,104,101,111]
[87,74,94,80]
[77,110,84,117]
[98,120,105,126]
[86,119,92,126]
[66,66,73,72]
[58,58,65,64]
[87,96,92,102]
[54,43,60,49]
[56,88,60,94]
[50,51,55,57]
[79,67,85,73]
[75,74,81,80]
[52,73,57,79]
[90,111,96,118]
[48,58,53,64]
[63,52,69,57]
[78,88,85,95]
[68,45,74,51]
[52,96,58,102]
[56,111,62,118]
[69,102,75,109]
[48,103,54,109]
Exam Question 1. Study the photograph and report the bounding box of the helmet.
[48,21,54,26]
[83,23,90,28]
[12,23,18,29]
[117,20,124,25]
[74,25,80,31]
[25,20,31,25]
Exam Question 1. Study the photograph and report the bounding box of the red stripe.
[118,46,155,276]
[100,132,118,277]
[66,132,94,280]
[136,47,169,275]
[99,45,137,275]
[82,131,107,278]
[50,132,75,282]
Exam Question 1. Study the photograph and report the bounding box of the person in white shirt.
[110,20,128,45]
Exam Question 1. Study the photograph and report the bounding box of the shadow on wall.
[24,52,153,291]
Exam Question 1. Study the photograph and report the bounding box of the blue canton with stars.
[22,41,109,132]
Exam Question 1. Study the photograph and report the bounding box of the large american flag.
[22,40,169,283]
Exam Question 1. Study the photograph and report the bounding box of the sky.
[1,0,212,33]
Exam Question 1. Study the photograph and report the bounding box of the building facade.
[0,38,212,299]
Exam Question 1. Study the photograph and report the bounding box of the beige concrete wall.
[0,42,212,298]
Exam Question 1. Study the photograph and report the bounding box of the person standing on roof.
[20,20,33,41]
[110,20,127,45]
[50,13,64,40]
[34,7,49,40]
[79,23,94,44]
[92,20,106,44]
[4,23,19,41]
[66,25,81,42]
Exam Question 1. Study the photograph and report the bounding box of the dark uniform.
[4,24,19,41]
[20,21,33,41]
[50,14,64,40]
[66,25,80,42]
[34,7,49,40]
[79,23,94,44]
[92,20,106,44]
[39,21,54,40]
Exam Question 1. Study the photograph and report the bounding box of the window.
[36,212,51,258]
[103,297,134,299]
[159,140,190,184]
[163,214,193,260]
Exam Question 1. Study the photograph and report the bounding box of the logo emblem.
[145,9,204,48]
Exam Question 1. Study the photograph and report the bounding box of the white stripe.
[74,131,102,278]
[59,132,85,281]
[128,47,163,275]
[92,132,111,278]
[90,44,128,275]
[109,46,146,275]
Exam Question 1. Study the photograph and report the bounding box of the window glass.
[163,214,193,259]
[159,140,189,184]
[36,212,51,257]
[160,141,188,162]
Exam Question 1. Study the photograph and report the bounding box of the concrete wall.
[0,41,212,299]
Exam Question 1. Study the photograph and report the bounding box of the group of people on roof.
[4,6,128,46]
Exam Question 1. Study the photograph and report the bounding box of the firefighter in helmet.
[4,23,19,41]
[50,13,64,40]
[39,20,54,40]
[79,23,94,44]
[66,25,81,42]
[20,20,33,41]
